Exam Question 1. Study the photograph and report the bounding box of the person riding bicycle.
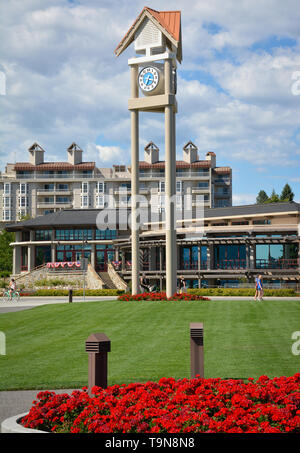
[8,278,16,301]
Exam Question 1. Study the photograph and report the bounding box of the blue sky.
[0,0,300,204]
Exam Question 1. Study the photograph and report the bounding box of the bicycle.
[2,289,20,302]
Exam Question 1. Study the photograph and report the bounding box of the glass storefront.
[256,243,298,269]
[96,245,115,271]
[214,244,246,269]
[35,246,51,267]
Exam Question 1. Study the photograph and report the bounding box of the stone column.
[13,246,21,275]
[91,243,96,269]
[165,58,177,298]
[28,231,35,271]
[130,64,140,295]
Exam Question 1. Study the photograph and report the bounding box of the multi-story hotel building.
[0,141,232,224]
[5,201,300,289]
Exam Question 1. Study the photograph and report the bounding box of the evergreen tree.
[280,183,294,202]
[266,189,280,203]
[256,190,269,204]
[0,230,15,277]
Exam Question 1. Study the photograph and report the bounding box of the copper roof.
[14,162,95,171]
[114,7,182,63]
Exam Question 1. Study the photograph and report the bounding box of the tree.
[256,190,269,204]
[280,183,294,202]
[266,189,280,203]
[0,229,15,277]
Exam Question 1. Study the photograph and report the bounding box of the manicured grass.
[0,299,299,390]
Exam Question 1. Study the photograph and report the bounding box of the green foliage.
[256,190,268,204]
[34,278,77,287]
[280,183,294,202]
[33,288,124,296]
[0,230,15,274]
[256,184,294,204]
[188,288,297,297]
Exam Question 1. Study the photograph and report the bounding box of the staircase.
[98,272,116,289]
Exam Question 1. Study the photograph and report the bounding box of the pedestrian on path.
[254,275,263,301]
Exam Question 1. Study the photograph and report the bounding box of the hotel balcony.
[36,201,73,209]
[36,189,72,196]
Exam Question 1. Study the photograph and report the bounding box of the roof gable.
[114,7,182,63]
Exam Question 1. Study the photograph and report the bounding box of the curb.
[1,413,47,434]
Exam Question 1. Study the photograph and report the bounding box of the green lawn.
[0,299,299,390]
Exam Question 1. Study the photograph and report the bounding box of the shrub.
[188,288,297,297]
[118,292,210,301]
[33,288,124,296]
[21,374,300,433]
[34,278,77,287]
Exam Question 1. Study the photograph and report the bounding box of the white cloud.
[0,0,300,201]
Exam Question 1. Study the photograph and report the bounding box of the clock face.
[138,66,159,93]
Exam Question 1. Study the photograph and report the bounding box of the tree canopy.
[256,184,294,204]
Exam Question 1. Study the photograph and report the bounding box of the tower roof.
[114,6,182,63]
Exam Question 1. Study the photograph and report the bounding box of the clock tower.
[115,7,182,297]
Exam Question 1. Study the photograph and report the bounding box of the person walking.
[178,275,186,294]
[255,275,263,301]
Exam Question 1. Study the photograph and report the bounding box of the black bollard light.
[190,323,204,379]
[85,333,111,394]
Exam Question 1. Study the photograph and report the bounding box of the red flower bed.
[118,292,210,301]
[21,374,300,433]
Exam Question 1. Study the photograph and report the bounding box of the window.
[44,197,54,204]
[57,184,68,190]
[55,229,93,241]
[232,221,249,225]
[56,196,70,204]
[3,210,11,221]
[159,181,165,193]
[82,182,89,194]
[3,197,11,208]
[81,195,89,208]
[253,219,271,225]
[19,196,28,207]
[44,184,54,191]
[97,182,106,193]
[97,195,104,208]
[95,229,117,240]
[4,183,11,195]
[20,183,28,194]
[35,230,52,241]
[176,181,182,193]
[197,182,209,188]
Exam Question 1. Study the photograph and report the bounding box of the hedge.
[188,288,297,297]
[23,289,125,297]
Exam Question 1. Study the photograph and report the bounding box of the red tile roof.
[115,7,182,62]
[139,160,211,169]
[14,162,95,171]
